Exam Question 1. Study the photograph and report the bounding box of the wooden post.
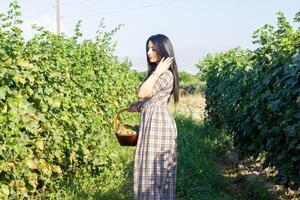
[56,0,60,34]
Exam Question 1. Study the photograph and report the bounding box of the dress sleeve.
[152,70,173,96]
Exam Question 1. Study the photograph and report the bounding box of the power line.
[34,5,55,17]
[61,0,98,6]
[62,0,181,18]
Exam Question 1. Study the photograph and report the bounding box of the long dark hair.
[146,34,179,104]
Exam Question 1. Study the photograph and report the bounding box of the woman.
[128,34,179,199]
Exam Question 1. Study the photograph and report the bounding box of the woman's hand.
[154,57,174,75]
[128,101,141,112]
[137,57,173,99]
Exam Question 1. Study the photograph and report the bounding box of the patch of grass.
[51,141,135,200]
[245,180,272,200]
[175,113,236,200]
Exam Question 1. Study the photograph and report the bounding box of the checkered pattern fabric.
[134,70,177,200]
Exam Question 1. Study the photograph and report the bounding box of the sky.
[0,0,299,74]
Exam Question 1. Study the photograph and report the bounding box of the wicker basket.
[113,108,139,146]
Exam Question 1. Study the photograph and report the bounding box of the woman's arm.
[137,72,161,99]
[137,57,173,99]
[128,99,148,112]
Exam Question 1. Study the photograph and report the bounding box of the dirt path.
[219,150,300,200]
[171,93,300,200]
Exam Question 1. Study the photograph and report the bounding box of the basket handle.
[113,108,129,132]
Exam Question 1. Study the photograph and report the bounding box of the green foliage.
[179,71,206,95]
[197,48,253,128]
[180,82,206,95]
[131,70,147,83]
[179,71,198,83]
[0,1,139,198]
[197,12,300,188]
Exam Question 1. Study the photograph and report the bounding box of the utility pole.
[56,0,60,34]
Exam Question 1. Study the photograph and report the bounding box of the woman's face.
[147,40,161,64]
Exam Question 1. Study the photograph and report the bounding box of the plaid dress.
[134,70,177,200]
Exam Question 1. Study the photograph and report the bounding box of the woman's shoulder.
[163,70,173,79]
[159,70,173,84]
